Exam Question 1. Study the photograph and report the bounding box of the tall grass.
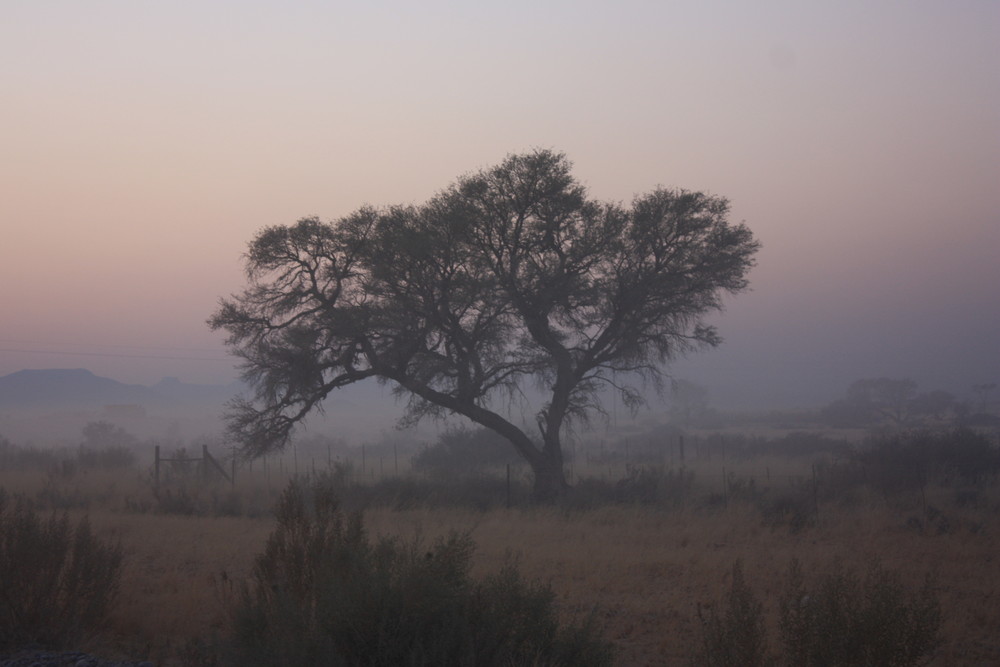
[0,490,123,650]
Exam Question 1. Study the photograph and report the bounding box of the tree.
[909,389,956,422]
[843,378,918,428]
[80,421,137,450]
[668,378,710,426]
[210,150,759,501]
[972,382,997,414]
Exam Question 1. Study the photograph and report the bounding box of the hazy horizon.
[3,1,998,413]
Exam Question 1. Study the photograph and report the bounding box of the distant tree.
[80,421,137,450]
[210,150,759,501]
[972,383,997,414]
[78,421,137,468]
[823,379,963,429]
[668,378,710,426]
[909,389,956,421]
[845,378,918,428]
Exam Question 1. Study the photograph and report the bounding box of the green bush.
[779,559,940,666]
[0,490,123,650]
[694,560,769,667]
[230,477,613,666]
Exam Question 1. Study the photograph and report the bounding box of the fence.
[154,444,232,489]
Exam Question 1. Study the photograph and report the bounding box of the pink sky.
[2,1,998,409]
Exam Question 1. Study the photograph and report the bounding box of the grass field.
[3,434,1000,665]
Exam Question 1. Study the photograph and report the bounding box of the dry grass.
[4,463,1000,665]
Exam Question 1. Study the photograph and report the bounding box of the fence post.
[506,463,511,509]
[812,464,820,521]
[154,445,160,490]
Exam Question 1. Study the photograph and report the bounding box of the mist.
[1,1,997,439]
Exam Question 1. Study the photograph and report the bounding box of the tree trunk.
[530,448,568,503]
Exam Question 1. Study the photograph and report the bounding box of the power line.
[0,347,233,363]
[0,338,226,354]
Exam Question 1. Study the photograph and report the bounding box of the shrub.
[695,558,941,667]
[411,426,521,477]
[853,428,1000,492]
[694,560,769,667]
[758,484,815,533]
[561,466,693,510]
[77,444,136,469]
[617,465,694,506]
[0,490,123,650]
[778,559,940,666]
[230,477,613,666]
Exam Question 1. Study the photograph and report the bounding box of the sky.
[2,0,998,412]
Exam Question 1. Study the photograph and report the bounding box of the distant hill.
[0,368,238,410]
[0,368,403,444]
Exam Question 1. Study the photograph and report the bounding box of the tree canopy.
[210,150,759,500]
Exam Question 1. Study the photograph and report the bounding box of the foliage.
[694,560,770,667]
[339,475,527,512]
[757,484,816,533]
[80,421,138,451]
[411,426,521,477]
[229,477,614,666]
[0,436,63,471]
[211,149,759,500]
[614,465,693,506]
[695,558,941,667]
[778,559,941,667]
[823,378,961,429]
[854,428,1000,491]
[76,445,136,469]
[668,378,711,426]
[0,490,123,650]
[0,433,136,474]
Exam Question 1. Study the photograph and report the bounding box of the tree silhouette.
[210,150,759,500]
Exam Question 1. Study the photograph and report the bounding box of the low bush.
[411,426,521,478]
[758,484,816,533]
[779,559,941,666]
[695,558,941,666]
[76,445,136,470]
[229,477,613,666]
[563,466,694,510]
[0,489,123,650]
[694,560,769,667]
[854,428,1000,492]
[338,474,527,512]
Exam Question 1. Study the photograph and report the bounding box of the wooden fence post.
[506,463,511,509]
[812,464,820,521]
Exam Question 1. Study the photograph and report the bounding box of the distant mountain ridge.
[0,368,240,409]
